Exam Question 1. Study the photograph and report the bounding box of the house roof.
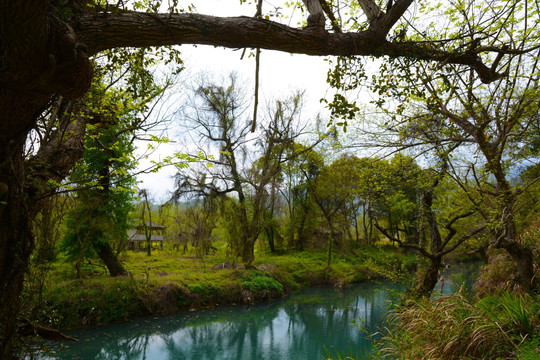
[128,234,164,241]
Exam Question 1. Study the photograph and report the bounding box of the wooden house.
[127,222,166,250]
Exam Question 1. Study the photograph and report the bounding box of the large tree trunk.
[0,153,35,359]
[415,256,442,298]
[494,197,537,291]
[491,170,538,292]
[266,227,276,253]
[504,242,536,291]
[0,6,91,349]
[0,118,89,357]
[296,212,307,251]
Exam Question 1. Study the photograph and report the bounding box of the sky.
[136,0,335,201]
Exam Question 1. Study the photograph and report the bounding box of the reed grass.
[378,289,539,360]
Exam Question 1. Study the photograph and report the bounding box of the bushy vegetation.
[241,272,284,293]
[367,218,540,359]
[378,290,539,360]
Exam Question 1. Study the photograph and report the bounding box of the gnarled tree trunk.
[415,256,442,298]
[0,5,91,352]
[0,153,35,359]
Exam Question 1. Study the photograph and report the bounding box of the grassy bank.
[376,290,540,360]
[29,244,414,330]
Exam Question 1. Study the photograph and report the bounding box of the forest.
[1,0,539,359]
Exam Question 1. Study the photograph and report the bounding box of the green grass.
[517,336,540,359]
[29,243,414,329]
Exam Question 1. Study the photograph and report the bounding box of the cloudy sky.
[136,0,334,201]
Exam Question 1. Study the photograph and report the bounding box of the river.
[36,262,479,360]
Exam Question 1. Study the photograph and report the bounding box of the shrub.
[44,277,145,328]
[242,276,283,293]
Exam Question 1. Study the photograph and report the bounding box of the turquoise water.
[38,262,479,359]
[40,282,399,360]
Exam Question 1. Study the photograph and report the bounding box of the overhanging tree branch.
[78,12,505,83]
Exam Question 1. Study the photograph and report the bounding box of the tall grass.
[378,290,539,360]
[322,345,369,360]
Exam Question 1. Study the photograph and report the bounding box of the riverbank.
[36,281,403,360]
[28,244,415,330]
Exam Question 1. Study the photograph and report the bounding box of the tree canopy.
[1,1,539,358]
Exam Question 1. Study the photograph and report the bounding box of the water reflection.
[42,282,400,360]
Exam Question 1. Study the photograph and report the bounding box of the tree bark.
[415,256,442,298]
[93,241,126,277]
[0,6,90,347]
[76,11,502,84]
[242,237,256,266]
[482,150,538,291]
[493,183,538,291]
[0,102,87,358]
[0,152,35,359]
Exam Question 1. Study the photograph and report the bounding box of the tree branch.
[357,0,382,22]
[319,0,342,33]
[302,0,326,29]
[374,220,435,259]
[439,225,486,257]
[369,0,414,36]
[78,11,505,83]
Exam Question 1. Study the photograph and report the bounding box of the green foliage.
[60,114,137,271]
[59,45,174,274]
[188,283,222,303]
[322,345,366,360]
[476,291,538,337]
[34,246,415,329]
[43,277,145,328]
[242,275,283,293]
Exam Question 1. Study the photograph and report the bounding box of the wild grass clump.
[379,290,539,360]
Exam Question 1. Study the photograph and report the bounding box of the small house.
[127,222,166,250]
